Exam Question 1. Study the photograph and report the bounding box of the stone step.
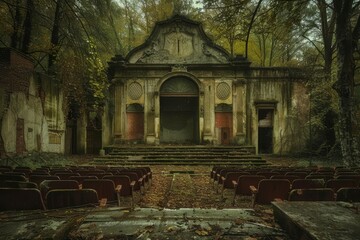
[89,161,268,166]
[108,151,254,155]
[107,145,256,153]
[100,155,262,160]
[92,145,264,166]
[91,158,268,166]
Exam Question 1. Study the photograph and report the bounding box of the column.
[114,83,124,143]
[234,78,246,144]
[203,82,214,143]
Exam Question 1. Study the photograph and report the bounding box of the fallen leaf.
[195,229,209,236]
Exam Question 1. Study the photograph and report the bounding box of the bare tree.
[333,0,360,166]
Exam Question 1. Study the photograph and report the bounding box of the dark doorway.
[160,96,199,144]
[86,114,102,154]
[65,102,79,154]
[159,77,199,144]
[258,109,273,154]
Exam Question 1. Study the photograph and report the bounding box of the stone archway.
[159,77,199,144]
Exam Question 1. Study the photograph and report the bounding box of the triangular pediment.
[126,15,231,64]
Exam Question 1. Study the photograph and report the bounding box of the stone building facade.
[106,15,309,154]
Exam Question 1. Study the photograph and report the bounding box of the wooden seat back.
[0,188,45,211]
[292,179,325,190]
[46,189,99,209]
[253,179,291,205]
[29,175,60,187]
[40,180,79,200]
[289,188,335,201]
[0,181,37,189]
[326,179,359,192]
[336,187,360,202]
[82,179,117,201]
[235,175,266,196]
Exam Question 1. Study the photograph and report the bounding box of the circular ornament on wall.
[216,82,231,100]
[128,82,143,100]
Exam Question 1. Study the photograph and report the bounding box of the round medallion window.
[128,82,143,100]
[216,82,231,100]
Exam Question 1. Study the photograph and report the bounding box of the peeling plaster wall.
[0,49,65,155]
[1,76,65,154]
[247,72,309,154]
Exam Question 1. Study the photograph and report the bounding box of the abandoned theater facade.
[105,15,309,154]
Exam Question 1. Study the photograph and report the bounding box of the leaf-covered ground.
[134,165,279,235]
[139,166,257,209]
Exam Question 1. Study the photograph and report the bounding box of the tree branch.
[245,0,263,59]
[302,34,325,59]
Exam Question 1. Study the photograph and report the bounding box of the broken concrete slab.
[0,209,83,240]
[0,207,288,239]
[273,201,360,240]
[72,207,287,239]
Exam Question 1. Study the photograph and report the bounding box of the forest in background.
[0,0,359,166]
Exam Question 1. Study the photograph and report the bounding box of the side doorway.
[258,109,274,154]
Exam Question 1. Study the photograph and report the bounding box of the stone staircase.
[91,145,268,166]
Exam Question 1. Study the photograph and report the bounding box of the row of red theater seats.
[0,165,152,178]
[0,166,152,211]
[210,166,360,207]
[0,166,152,185]
[211,166,360,188]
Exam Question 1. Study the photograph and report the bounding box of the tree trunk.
[48,0,63,72]
[10,0,22,49]
[245,0,262,59]
[21,0,34,53]
[333,0,360,166]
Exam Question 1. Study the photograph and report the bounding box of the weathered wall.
[101,97,114,148]
[247,69,309,154]
[0,48,65,156]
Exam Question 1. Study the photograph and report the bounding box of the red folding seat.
[103,175,135,207]
[289,188,335,201]
[0,188,45,210]
[29,175,60,187]
[46,189,99,209]
[250,179,290,207]
[336,187,360,202]
[270,175,300,183]
[220,171,250,199]
[292,179,325,190]
[40,180,79,200]
[232,175,265,205]
[82,179,121,206]
[326,179,358,192]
